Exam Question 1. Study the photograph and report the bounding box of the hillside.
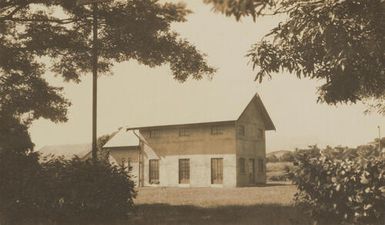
[267,150,292,158]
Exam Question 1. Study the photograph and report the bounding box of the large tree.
[0,0,215,151]
[204,0,385,110]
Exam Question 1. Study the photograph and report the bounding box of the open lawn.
[126,183,315,225]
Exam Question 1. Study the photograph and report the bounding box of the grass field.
[125,183,314,225]
[267,162,294,181]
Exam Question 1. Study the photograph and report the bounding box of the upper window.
[179,128,191,137]
[238,125,245,136]
[149,129,160,138]
[239,158,246,174]
[257,128,264,140]
[211,125,223,135]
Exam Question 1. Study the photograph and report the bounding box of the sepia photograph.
[1,0,385,224]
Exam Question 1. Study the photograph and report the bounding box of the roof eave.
[125,120,236,131]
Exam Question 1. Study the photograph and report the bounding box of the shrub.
[0,149,41,225]
[290,153,385,225]
[0,151,136,225]
[40,157,136,224]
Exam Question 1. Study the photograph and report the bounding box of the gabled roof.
[124,92,275,130]
[103,129,140,148]
[38,144,91,160]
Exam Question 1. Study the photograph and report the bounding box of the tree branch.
[8,17,81,24]
[0,4,29,21]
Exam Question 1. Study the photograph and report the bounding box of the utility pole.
[378,126,381,152]
[77,0,109,161]
[91,1,98,161]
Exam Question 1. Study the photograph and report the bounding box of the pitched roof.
[103,129,140,148]
[125,92,275,130]
[38,144,91,160]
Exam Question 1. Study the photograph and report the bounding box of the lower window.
[211,158,223,184]
[149,159,159,184]
[258,158,264,172]
[179,159,190,184]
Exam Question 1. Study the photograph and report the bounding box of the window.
[257,128,264,140]
[179,128,190,137]
[211,158,223,184]
[179,159,190,184]
[211,125,223,135]
[149,129,160,138]
[258,158,264,172]
[121,158,131,173]
[149,159,159,184]
[239,158,246,174]
[249,159,255,183]
[238,125,245,136]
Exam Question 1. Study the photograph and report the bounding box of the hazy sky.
[30,1,385,151]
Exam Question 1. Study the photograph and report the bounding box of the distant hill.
[267,150,292,158]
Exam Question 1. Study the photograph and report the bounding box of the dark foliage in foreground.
[290,152,385,225]
[0,151,135,225]
[205,0,385,109]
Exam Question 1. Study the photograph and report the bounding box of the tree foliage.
[204,0,385,105]
[1,0,215,151]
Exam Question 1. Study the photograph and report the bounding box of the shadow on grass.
[125,203,312,225]
[255,182,292,187]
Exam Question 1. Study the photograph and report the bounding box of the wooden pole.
[91,2,98,161]
[378,126,381,152]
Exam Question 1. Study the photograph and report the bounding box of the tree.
[204,0,385,107]
[0,0,215,151]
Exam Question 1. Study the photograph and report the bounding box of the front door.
[248,159,255,184]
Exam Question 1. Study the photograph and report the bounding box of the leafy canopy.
[0,0,215,151]
[205,0,385,105]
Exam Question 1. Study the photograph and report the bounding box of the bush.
[0,149,41,224]
[0,151,136,225]
[40,157,136,223]
[290,153,385,225]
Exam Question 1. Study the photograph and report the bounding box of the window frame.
[178,158,190,184]
[179,128,191,137]
[211,125,223,135]
[258,158,265,173]
[257,128,264,140]
[149,159,160,184]
[149,129,160,138]
[239,157,246,174]
[238,125,245,136]
[211,158,224,184]
[121,158,131,173]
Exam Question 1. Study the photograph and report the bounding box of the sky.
[30,1,385,152]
